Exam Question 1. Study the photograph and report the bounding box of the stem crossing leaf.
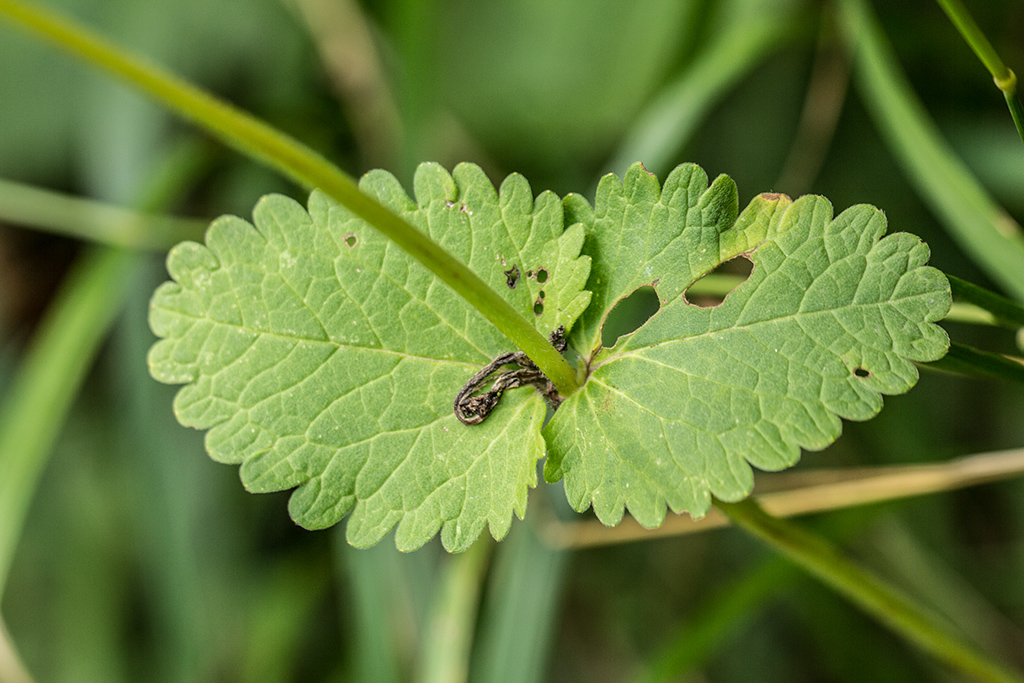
[149,163,591,552]
[149,162,950,550]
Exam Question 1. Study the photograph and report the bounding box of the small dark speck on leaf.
[854,367,870,378]
[344,233,358,248]
[505,264,520,289]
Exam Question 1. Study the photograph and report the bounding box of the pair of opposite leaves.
[148,162,950,553]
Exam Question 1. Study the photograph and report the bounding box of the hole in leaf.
[533,301,544,316]
[536,268,549,284]
[504,265,520,289]
[344,233,358,248]
[854,367,870,378]
[538,290,546,299]
[601,286,660,347]
[684,256,753,308]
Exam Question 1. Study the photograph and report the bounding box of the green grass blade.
[924,342,1024,386]
[607,17,795,178]
[933,0,1024,146]
[633,557,793,683]
[0,177,206,249]
[934,0,1011,79]
[342,548,405,683]
[471,524,568,683]
[1003,87,1024,147]
[415,539,492,683]
[0,0,579,396]
[240,558,331,683]
[717,498,1024,683]
[945,302,999,326]
[838,0,1024,302]
[948,275,1024,328]
[0,138,207,677]
[336,536,437,683]
[0,247,137,597]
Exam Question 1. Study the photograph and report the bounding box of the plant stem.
[0,0,580,396]
[716,498,1024,683]
[933,0,1024,146]
[415,538,492,683]
[0,177,206,249]
[543,446,1024,549]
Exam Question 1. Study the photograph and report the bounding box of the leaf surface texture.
[149,163,590,551]
[149,162,950,549]
[545,164,950,527]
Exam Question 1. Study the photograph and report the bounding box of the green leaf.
[148,162,591,552]
[566,163,742,356]
[544,164,951,528]
[149,160,950,550]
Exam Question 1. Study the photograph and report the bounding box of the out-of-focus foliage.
[1,0,1023,681]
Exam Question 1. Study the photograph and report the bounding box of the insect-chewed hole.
[601,286,660,347]
[504,264,521,289]
[536,268,549,284]
[854,367,871,378]
[344,233,358,248]
[684,255,753,308]
[533,301,544,316]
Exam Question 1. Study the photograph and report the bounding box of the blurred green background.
[1,0,1023,681]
